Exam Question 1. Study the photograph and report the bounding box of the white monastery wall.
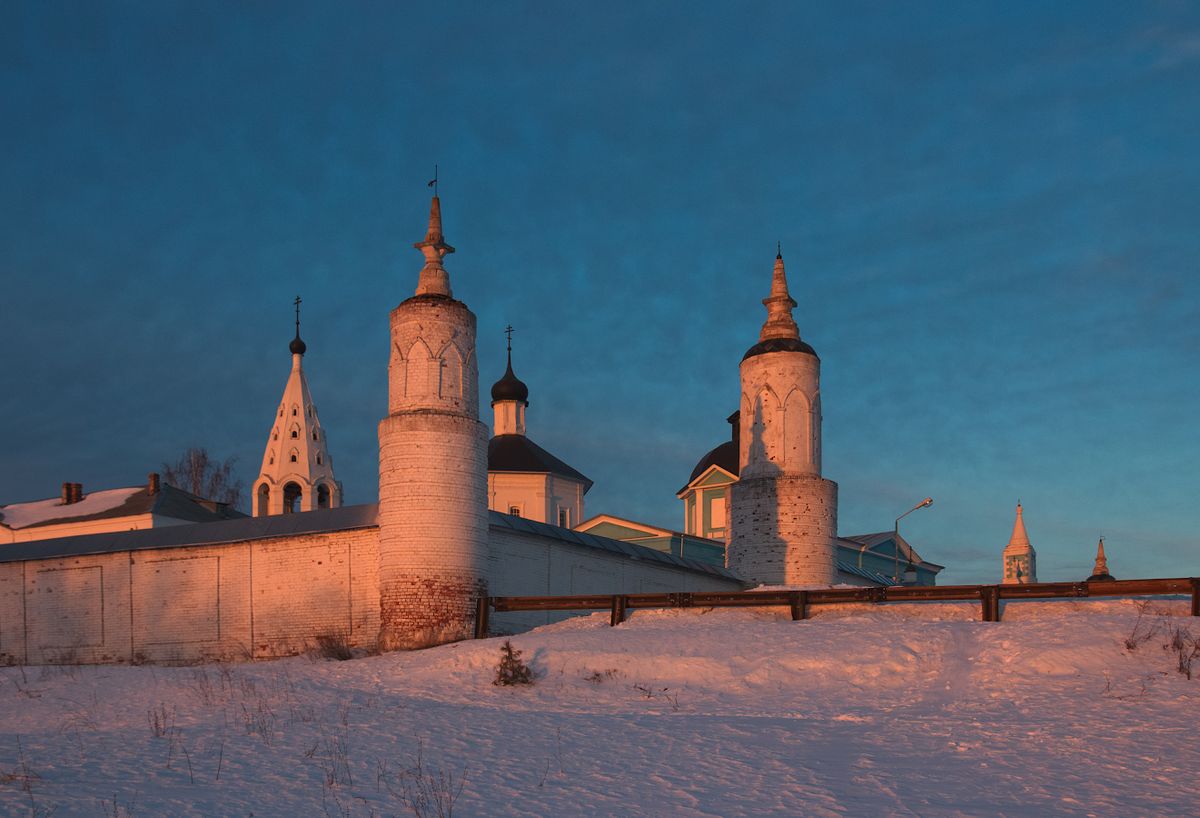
[0,528,379,665]
[486,525,743,633]
[0,516,740,663]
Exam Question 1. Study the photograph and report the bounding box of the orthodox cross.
[504,324,514,353]
[294,295,302,334]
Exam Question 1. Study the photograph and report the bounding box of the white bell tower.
[252,297,341,516]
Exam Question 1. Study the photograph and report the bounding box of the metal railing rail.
[474,577,1200,637]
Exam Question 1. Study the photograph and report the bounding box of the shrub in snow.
[493,640,533,686]
[312,631,354,661]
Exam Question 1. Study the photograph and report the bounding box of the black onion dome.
[742,336,817,361]
[1086,570,1115,582]
[289,333,307,356]
[490,361,529,404]
[688,440,738,484]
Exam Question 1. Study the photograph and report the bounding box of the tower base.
[728,474,838,586]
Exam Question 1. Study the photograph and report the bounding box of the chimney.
[71,483,84,504]
[61,482,72,505]
[727,410,741,450]
[148,472,160,495]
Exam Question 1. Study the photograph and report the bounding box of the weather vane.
[427,164,439,196]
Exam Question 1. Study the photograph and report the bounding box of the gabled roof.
[576,513,672,539]
[488,435,592,490]
[838,532,945,571]
[0,483,246,531]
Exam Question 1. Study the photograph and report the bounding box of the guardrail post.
[474,595,490,639]
[980,586,1001,622]
[1192,578,1200,617]
[610,595,627,627]
[789,591,808,621]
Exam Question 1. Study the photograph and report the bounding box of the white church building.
[0,193,941,664]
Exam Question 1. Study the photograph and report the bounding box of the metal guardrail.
[474,577,1200,638]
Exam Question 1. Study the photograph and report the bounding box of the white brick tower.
[377,194,489,650]
[1001,502,1038,584]
[252,297,341,516]
[728,249,838,586]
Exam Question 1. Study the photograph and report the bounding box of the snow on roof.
[0,487,142,530]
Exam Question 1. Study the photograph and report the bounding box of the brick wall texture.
[0,528,379,665]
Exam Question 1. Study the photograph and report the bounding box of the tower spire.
[1086,537,1114,581]
[759,249,800,342]
[413,178,456,298]
[1002,502,1038,584]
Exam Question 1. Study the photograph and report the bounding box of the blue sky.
[2,2,1197,583]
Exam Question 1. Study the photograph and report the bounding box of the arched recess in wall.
[782,388,811,471]
[391,342,407,397]
[283,482,302,514]
[256,482,270,516]
[811,392,822,472]
[747,387,780,470]
[404,338,435,399]
[316,483,331,510]
[437,342,464,401]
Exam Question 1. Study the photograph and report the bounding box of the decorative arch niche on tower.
[404,338,436,399]
[782,388,811,470]
[437,341,464,401]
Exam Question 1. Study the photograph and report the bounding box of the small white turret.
[1001,502,1038,584]
[253,298,340,516]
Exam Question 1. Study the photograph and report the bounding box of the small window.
[558,507,569,528]
[290,453,297,463]
[508,505,521,517]
[278,409,283,417]
[273,430,278,441]
[292,407,297,416]
[291,430,298,439]
[312,430,318,441]
[316,454,322,465]
[269,456,274,465]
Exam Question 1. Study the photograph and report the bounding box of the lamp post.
[894,497,933,585]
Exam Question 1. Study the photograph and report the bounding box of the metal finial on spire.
[427,164,439,196]
[777,241,782,259]
[289,295,307,356]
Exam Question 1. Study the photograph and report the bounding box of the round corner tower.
[727,250,838,586]
[377,195,489,650]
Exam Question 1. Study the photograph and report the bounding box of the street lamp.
[894,497,933,585]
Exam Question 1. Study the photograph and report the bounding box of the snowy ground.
[1,598,1198,817]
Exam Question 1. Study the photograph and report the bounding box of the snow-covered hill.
[2,599,1197,817]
